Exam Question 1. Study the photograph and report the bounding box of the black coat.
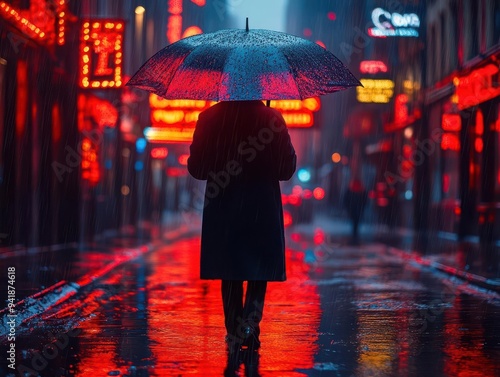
[187,100,296,281]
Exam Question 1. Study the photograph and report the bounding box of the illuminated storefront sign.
[79,20,124,89]
[0,0,72,46]
[454,64,500,110]
[146,95,321,144]
[167,0,204,43]
[360,60,388,74]
[270,98,320,128]
[146,94,213,143]
[356,79,394,103]
[368,7,420,37]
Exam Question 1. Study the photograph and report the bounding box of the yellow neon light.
[144,127,195,143]
[356,79,394,103]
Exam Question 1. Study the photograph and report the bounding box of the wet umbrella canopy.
[127,22,360,101]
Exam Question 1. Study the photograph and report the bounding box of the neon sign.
[360,61,388,74]
[270,98,320,128]
[454,64,500,110]
[442,114,461,132]
[79,20,124,89]
[356,79,394,103]
[147,94,213,143]
[368,7,420,37]
[147,94,321,143]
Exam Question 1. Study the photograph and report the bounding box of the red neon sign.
[80,20,124,89]
[0,1,52,44]
[441,133,460,151]
[442,114,461,131]
[81,138,100,185]
[455,64,500,110]
[394,94,408,124]
[360,60,388,74]
[270,98,321,128]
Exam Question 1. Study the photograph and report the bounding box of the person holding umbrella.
[188,99,296,352]
[127,20,360,355]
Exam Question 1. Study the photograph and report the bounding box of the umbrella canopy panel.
[128,29,360,101]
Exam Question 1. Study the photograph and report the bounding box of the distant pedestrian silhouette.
[187,100,296,353]
[343,178,368,244]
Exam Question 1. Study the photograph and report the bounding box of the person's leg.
[221,280,244,342]
[241,281,267,348]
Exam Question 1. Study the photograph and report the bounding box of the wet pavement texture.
[1,230,500,377]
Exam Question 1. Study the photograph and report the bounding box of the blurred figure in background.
[343,178,368,244]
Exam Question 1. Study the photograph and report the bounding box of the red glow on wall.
[359,60,388,74]
[78,94,118,129]
[441,133,461,151]
[475,138,483,153]
[443,174,450,193]
[168,0,183,14]
[16,61,27,137]
[167,15,182,43]
[151,147,168,159]
[442,113,461,131]
[167,0,183,43]
[327,11,336,20]
[303,28,312,37]
[394,94,409,124]
[79,20,124,88]
[52,103,61,142]
[81,138,100,185]
[475,110,484,135]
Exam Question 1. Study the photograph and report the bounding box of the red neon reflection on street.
[146,238,320,375]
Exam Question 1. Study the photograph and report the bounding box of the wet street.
[1,227,500,377]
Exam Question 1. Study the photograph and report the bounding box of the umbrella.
[127,20,360,101]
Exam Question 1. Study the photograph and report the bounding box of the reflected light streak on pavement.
[144,238,321,376]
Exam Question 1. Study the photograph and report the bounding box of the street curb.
[0,243,155,340]
[386,246,500,293]
[0,222,200,340]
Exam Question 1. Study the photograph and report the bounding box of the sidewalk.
[0,213,201,339]
[290,214,500,293]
